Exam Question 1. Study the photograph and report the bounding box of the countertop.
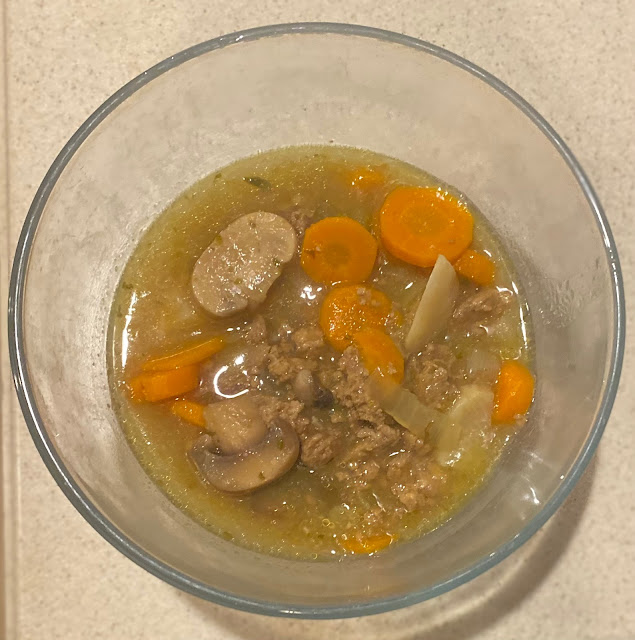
[1,2,634,638]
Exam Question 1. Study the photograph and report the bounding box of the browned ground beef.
[254,395,307,429]
[291,326,324,353]
[330,347,394,429]
[299,425,342,467]
[245,314,268,344]
[453,287,512,327]
[195,284,512,527]
[407,343,459,410]
[267,345,318,382]
[386,454,448,510]
[287,207,315,235]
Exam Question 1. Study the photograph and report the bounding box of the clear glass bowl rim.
[7,22,625,619]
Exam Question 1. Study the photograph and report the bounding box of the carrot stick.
[142,336,225,372]
[128,364,200,402]
[170,399,207,428]
[492,360,535,424]
[341,533,395,554]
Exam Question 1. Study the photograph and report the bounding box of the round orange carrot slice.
[379,186,473,267]
[454,249,496,286]
[320,285,392,351]
[301,217,378,285]
[353,328,404,383]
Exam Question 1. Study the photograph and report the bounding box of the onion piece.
[404,254,459,353]
[368,374,441,438]
[429,384,494,466]
[464,348,501,385]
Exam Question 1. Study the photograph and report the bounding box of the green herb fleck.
[214,172,223,181]
[277,438,285,450]
[213,234,223,245]
[258,471,266,480]
[244,176,272,190]
[222,531,234,541]
[233,277,243,285]
[121,282,134,290]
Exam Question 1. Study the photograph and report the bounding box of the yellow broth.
[108,146,531,559]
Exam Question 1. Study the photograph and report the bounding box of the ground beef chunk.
[409,360,457,410]
[291,326,324,353]
[453,287,513,325]
[407,343,458,410]
[335,458,382,489]
[344,423,401,461]
[288,207,315,235]
[267,344,317,382]
[334,418,403,490]
[245,315,267,344]
[300,427,342,468]
[387,455,448,511]
[331,347,391,428]
[254,395,308,432]
[402,430,432,454]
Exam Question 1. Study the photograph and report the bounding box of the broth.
[108,146,532,559]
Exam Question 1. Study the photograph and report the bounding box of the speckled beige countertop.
[1,2,634,639]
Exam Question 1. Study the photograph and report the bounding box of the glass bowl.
[8,23,624,618]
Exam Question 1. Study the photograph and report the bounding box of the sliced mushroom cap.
[190,420,300,493]
[192,211,297,317]
[204,395,268,455]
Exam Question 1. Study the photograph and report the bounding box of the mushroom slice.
[192,211,297,317]
[190,420,300,493]
[204,396,268,455]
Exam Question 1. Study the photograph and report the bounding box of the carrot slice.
[341,533,395,554]
[492,360,535,424]
[170,399,207,428]
[454,249,495,286]
[128,364,200,403]
[320,285,392,351]
[353,328,404,383]
[142,336,225,372]
[346,166,386,190]
[379,186,473,267]
[301,217,378,285]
